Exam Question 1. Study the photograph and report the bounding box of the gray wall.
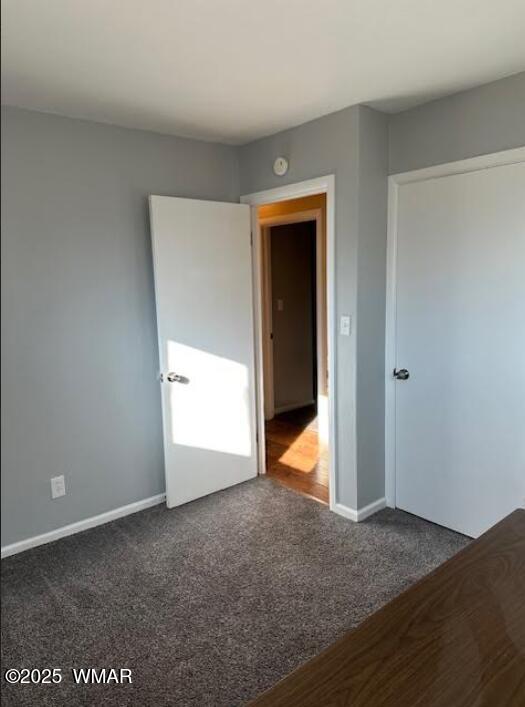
[1,107,239,546]
[271,222,316,411]
[240,105,388,510]
[355,108,389,507]
[389,71,525,174]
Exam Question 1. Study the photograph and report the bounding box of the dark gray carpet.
[1,478,469,706]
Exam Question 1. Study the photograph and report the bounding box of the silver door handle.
[160,372,189,384]
[167,372,189,384]
[393,368,410,380]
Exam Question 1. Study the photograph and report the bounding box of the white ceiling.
[2,0,525,145]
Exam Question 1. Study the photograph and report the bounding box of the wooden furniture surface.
[250,509,525,707]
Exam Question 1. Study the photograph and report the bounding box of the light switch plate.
[340,315,351,336]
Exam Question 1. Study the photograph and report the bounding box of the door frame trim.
[241,176,337,512]
[385,146,525,508]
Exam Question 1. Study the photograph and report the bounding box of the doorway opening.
[257,194,329,504]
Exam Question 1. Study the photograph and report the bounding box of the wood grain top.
[250,509,525,707]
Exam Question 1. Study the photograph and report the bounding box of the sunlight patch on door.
[168,341,252,457]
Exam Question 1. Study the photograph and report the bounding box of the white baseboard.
[333,497,386,523]
[1,493,166,559]
[274,399,315,414]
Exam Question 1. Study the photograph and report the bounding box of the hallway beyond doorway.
[265,404,329,504]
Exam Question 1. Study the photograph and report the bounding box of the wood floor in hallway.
[265,405,329,504]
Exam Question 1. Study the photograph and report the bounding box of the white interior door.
[149,196,257,507]
[394,161,525,538]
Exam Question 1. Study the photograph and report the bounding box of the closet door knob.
[393,368,410,380]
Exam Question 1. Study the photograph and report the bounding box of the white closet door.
[395,161,525,537]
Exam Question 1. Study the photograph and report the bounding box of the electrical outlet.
[50,475,66,499]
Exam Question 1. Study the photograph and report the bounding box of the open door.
[149,196,257,508]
